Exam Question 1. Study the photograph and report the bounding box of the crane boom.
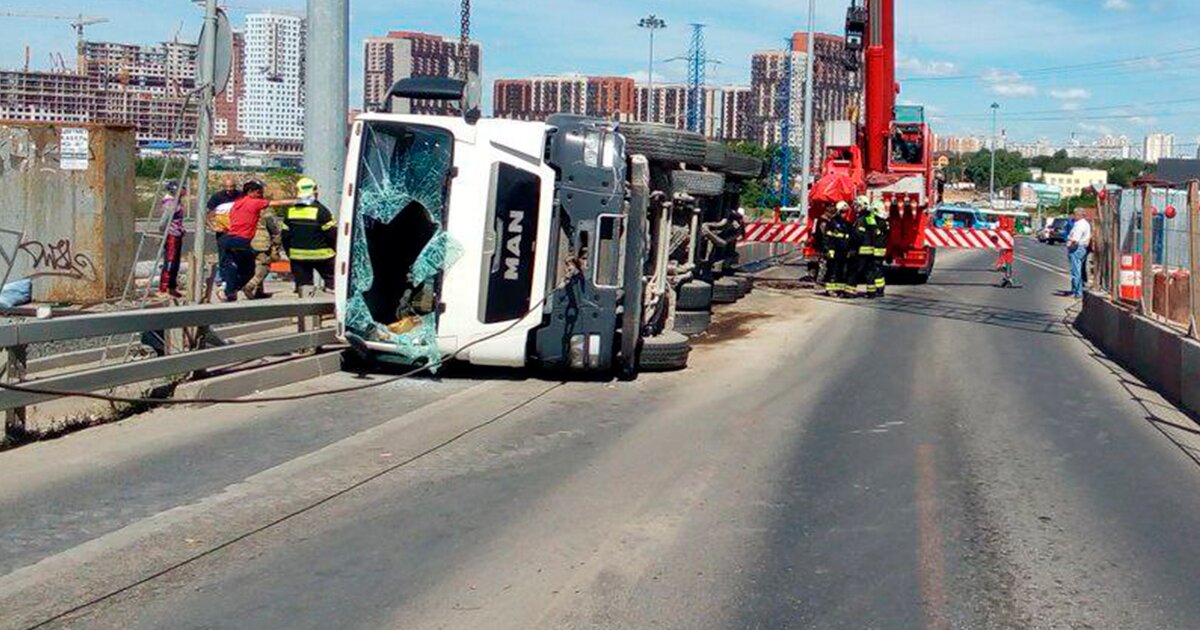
[863,0,896,175]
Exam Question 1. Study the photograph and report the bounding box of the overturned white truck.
[333,78,762,376]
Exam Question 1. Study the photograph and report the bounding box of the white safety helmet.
[836,201,850,212]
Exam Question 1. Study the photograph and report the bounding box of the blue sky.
[3,0,1199,151]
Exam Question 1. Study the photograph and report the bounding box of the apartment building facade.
[363,31,481,115]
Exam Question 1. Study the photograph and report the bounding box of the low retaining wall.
[1077,291,1200,415]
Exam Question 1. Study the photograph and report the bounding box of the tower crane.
[0,12,109,73]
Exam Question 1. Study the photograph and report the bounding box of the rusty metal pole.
[1141,185,1154,316]
[1189,180,1200,336]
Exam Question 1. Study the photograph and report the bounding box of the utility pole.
[304,0,349,213]
[190,0,217,304]
[989,101,1000,208]
[638,15,666,122]
[798,0,817,219]
[684,24,708,134]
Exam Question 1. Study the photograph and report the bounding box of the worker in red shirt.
[219,180,299,302]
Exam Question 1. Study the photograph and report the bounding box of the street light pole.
[190,0,218,304]
[988,99,998,205]
[638,15,666,122]
[798,0,817,218]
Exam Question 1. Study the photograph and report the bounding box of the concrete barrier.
[1078,291,1200,416]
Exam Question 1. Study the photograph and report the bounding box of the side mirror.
[385,76,481,125]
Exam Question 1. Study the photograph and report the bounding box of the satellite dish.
[198,8,234,96]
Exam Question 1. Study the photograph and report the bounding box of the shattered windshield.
[344,121,462,368]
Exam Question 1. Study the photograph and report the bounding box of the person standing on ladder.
[157,181,188,299]
[281,177,338,296]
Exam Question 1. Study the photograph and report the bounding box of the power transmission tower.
[685,24,707,134]
[763,40,797,208]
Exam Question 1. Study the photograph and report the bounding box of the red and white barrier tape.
[743,222,810,244]
[924,228,1013,250]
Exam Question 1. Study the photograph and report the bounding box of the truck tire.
[731,276,752,295]
[638,331,691,371]
[704,141,728,170]
[671,170,726,197]
[620,123,707,165]
[673,310,712,336]
[712,277,741,304]
[725,153,765,179]
[677,280,713,311]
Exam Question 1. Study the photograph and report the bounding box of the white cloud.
[1061,102,1082,111]
[1078,122,1116,135]
[897,54,960,77]
[982,69,1037,97]
[1103,0,1133,10]
[991,83,1038,97]
[1129,115,1158,126]
[1050,88,1092,100]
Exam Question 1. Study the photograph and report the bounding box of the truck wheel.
[731,276,752,296]
[638,331,691,371]
[712,277,741,304]
[725,153,765,179]
[672,310,712,336]
[620,123,707,165]
[671,170,726,197]
[677,280,713,310]
[704,141,728,170]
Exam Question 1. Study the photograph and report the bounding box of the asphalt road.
[4,240,1200,629]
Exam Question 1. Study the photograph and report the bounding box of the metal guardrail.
[1,299,336,440]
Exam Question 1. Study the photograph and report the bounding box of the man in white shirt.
[1066,208,1092,298]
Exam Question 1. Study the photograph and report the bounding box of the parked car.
[1038,217,1073,244]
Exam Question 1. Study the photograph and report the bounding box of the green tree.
[964,149,1028,191]
[727,142,776,209]
[136,156,186,180]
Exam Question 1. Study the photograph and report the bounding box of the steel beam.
[0,329,337,411]
[0,300,333,348]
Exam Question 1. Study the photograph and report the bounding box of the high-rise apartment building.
[363,31,481,114]
[213,32,246,147]
[1143,133,1175,164]
[493,75,635,122]
[750,32,861,168]
[239,13,305,147]
[717,86,753,142]
[0,40,198,145]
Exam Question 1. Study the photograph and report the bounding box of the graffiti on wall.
[0,228,98,284]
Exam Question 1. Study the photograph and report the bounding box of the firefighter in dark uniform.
[822,201,853,296]
[850,196,876,297]
[280,176,337,296]
[871,200,891,297]
[806,206,830,283]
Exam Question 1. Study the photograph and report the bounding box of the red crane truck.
[808,0,940,282]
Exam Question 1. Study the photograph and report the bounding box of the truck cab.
[334,78,759,376]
